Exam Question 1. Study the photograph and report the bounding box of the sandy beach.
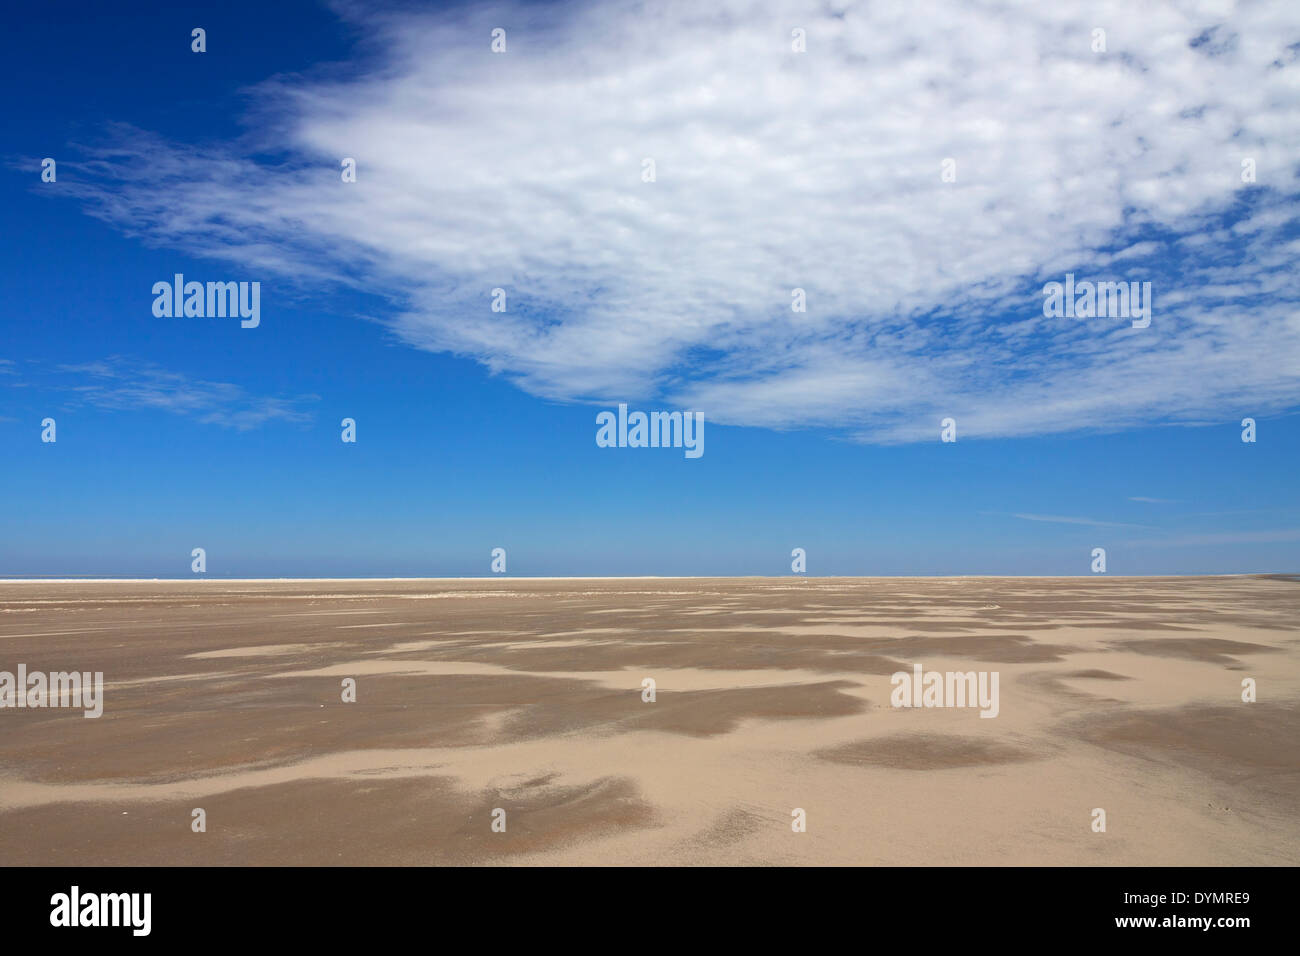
[1,575,1296,865]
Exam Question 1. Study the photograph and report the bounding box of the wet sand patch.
[1069,700,1300,818]
[689,806,767,849]
[0,773,656,865]
[1073,701,1300,772]
[814,734,1042,770]
[1107,638,1281,668]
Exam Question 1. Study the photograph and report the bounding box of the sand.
[0,575,1296,865]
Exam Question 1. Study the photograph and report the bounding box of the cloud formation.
[61,0,1300,442]
[56,359,315,430]
[1010,513,1155,530]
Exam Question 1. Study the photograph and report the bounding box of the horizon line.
[0,572,1289,584]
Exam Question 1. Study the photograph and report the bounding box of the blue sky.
[2,0,1298,577]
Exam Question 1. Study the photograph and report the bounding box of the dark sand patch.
[503,680,869,739]
[1026,668,1133,700]
[689,806,766,849]
[814,734,1042,770]
[882,634,1075,663]
[0,675,868,784]
[1108,638,1281,668]
[0,773,656,866]
[0,674,586,783]
[416,635,910,676]
[1070,701,1300,816]
[627,680,867,736]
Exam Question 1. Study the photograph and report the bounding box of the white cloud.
[61,0,1300,442]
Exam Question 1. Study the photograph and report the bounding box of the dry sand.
[0,575,1296,865]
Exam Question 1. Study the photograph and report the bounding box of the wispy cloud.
[1128,496,1178,504]
[56,358,315,430]
[1010,513,1155,530]
[52,0,1300,443]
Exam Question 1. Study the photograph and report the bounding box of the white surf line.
[336,623,404,629]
